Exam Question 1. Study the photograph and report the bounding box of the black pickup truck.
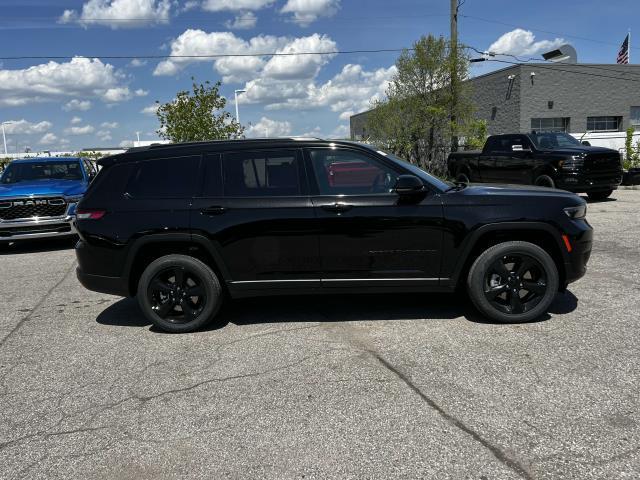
[448,132,623,200]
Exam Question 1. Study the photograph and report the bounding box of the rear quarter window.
[127,155,200,198]
[81,163,134,206]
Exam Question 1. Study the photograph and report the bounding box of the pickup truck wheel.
[467,241,559,323]
[534,175,555,188]
[137,254,222,333]
[455,172,470,183]
[587,190,613,201]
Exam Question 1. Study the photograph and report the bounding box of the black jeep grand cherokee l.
[75,138,592,333]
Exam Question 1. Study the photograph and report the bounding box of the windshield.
[0,161,83,184]
[364,146,452,191]
[529,132,582,150]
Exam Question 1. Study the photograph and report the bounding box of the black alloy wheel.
[483,254,547,315]
[147,266,206,323]
[137,254,222,333]
[467,241,559,323]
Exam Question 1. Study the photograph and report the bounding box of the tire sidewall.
[467,241,559,323]
[137,254,222,333]
[534,174,555,189]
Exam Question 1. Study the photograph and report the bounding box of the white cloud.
[101,121,119,129]
[103,87,133,102]
[134,88,149,96]
[488,29,565,57]
[0,58,129,107]
[224,12,257,30]
[281,0,340,26]
[3,119,53,135]
[63,99,92,111]
[201,0,273,12]
[141,104,159,115]
[243,63,396,122]
[96,130,113,141]
[59,0,173,29]
[261,34,336,80]
[329,124,349,139]
[65,125,95,135]
[39,133,58,145]
[154,29,336,85]
[128,58,148,67]
[246,117,292,137]
[70,116,82,124]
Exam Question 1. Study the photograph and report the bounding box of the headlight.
[65,195,83,203]
[564,204,587,219]
[561,155,585,169]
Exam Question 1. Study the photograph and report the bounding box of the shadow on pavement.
[581,195,617,204]
[0,236,77,255]
[95,290,579,333]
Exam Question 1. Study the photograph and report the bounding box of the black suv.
[75,139,592,333]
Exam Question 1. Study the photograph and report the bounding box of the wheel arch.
[124,233,230,296]
[450,222,568,291]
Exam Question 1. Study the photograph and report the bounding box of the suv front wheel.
[137,254,222,333]
[467,241,559,323]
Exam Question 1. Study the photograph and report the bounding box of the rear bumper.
[0,216,75,241]
[76,267,129,297]
[556,171,622,192]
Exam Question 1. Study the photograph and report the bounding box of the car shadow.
[95,290,579,333]
[581,195,617,204]
[0,236,77,255]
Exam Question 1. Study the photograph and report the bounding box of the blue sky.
[0,0,637,152]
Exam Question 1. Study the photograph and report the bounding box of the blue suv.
[0,157,96,243]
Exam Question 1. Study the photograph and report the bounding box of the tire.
[137,254,222,333]
[534,174,555,188]
[456,171,471,183]
[587,190,613,201]
[467,241,559,323]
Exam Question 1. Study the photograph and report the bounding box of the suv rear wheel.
[467,241,559,323]
[137,254,222,333]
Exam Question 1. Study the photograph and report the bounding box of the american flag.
[617,34,630,64]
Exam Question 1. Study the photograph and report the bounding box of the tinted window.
[309,149,398,195]
[201,154,223,197]
[127,155,199,198]
[223,150,300,197]
[1,161,82,184]
[587,116,621,132]
[485,136,529,153]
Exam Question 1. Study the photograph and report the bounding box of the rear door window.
[127,155,199,198]
[222,150,301,197]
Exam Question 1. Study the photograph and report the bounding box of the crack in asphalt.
[369,351,535,480]
[315,314,535,480]
[0,260,77,349]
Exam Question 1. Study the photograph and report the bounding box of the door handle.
[201,205,226,215]
[321,203,353,213]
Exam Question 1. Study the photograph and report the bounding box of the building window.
[531,117,570,133]
[586,116,622,132]
[631,107,640,128]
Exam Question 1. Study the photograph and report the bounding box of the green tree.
[365,35,479,177]
[624,127,640,169]
[156,78,244,143]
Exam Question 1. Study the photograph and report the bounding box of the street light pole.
[234,89,246,125]
[1,121,14,156]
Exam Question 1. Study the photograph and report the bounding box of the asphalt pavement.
[1,189,639,480]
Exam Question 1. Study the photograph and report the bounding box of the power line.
[460,14,639,51]
[0,48,414,61]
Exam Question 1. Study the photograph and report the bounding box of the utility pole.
[234,89,246,125]
[1,121,14,156]
[450,0,459,152]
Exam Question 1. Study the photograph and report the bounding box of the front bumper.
[563,222,593,285]
[556,171,623,192]
[0,215,76,241]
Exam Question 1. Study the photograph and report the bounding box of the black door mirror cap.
[394,175,426,195]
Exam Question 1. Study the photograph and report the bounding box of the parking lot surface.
[1,190,639,480]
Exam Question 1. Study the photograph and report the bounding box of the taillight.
[76,209,106,220]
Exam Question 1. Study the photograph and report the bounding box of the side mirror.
[581,141,591,146]
[394,175,425,196]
